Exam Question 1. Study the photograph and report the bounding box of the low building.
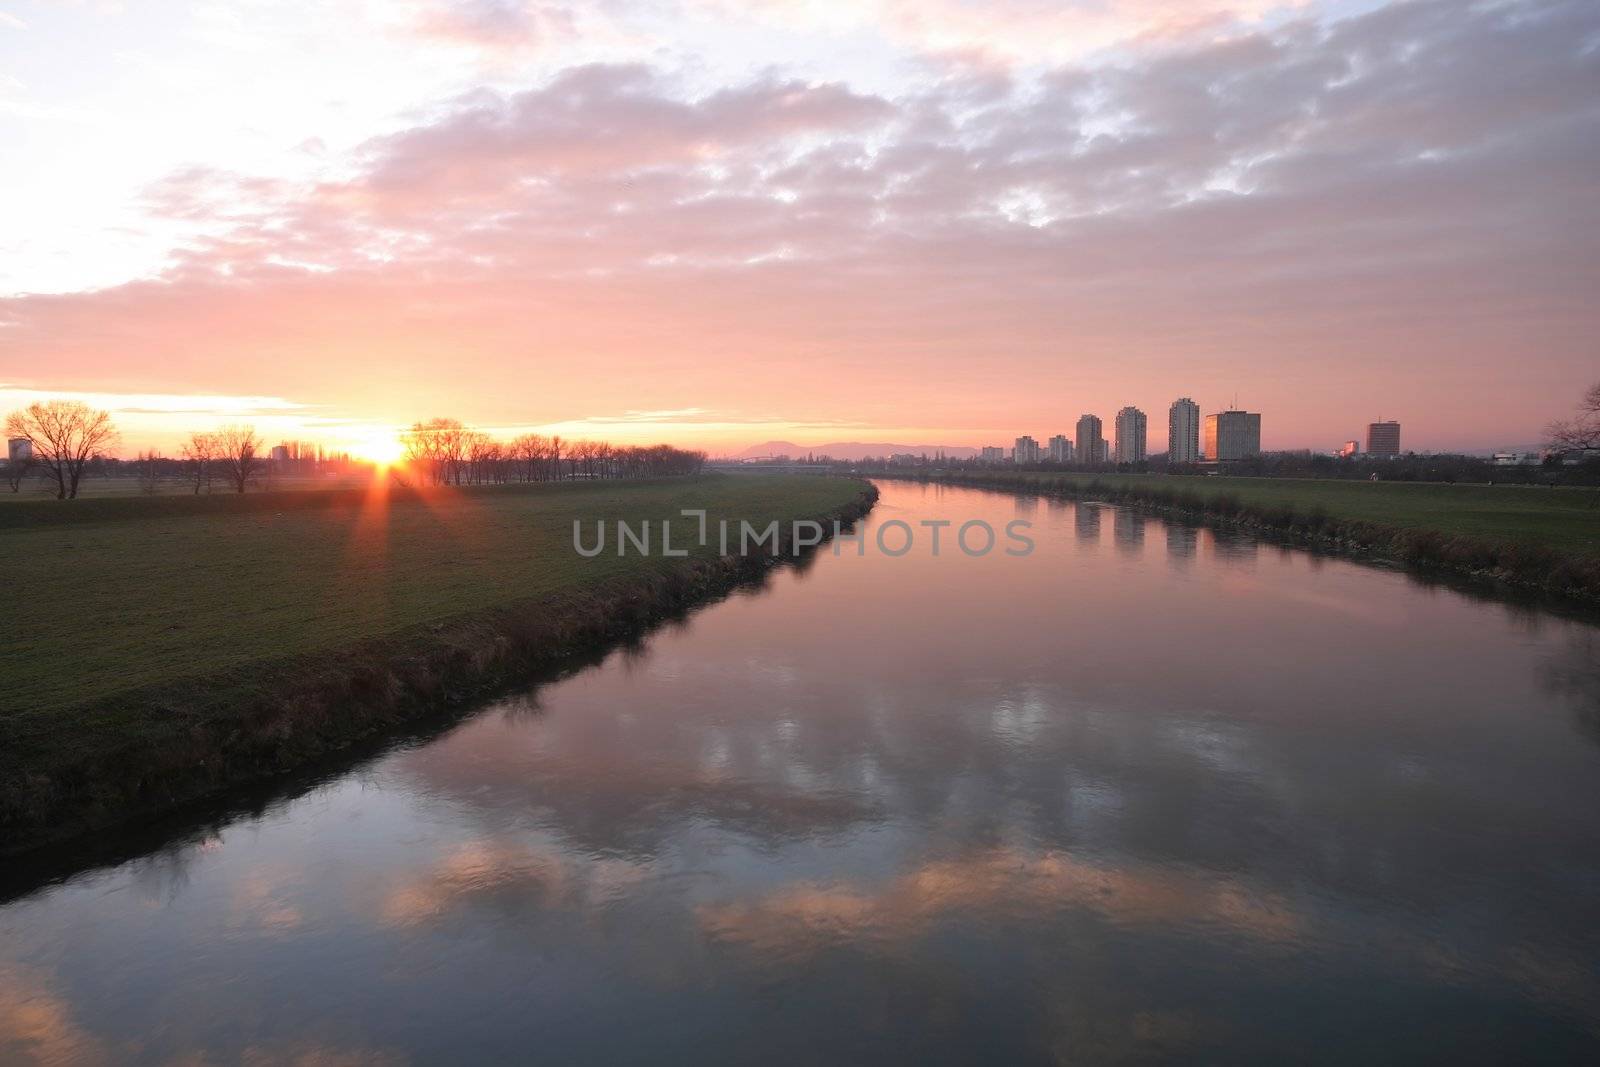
[1337,440,1360,458]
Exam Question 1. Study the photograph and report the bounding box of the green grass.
[1,474,865,718]
[0,472,377,500]
[964,472,1600,558]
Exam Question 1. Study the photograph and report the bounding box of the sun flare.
[351,429,404,467]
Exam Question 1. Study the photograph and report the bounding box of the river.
[3,480,1599,1064]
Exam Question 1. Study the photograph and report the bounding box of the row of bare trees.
[3,400,265,498]
[178,426,263,495]
[399,418,706,486]
[2,403,706,498]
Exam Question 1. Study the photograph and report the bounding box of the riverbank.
[0,475,877,853]
[876,470,1600,603]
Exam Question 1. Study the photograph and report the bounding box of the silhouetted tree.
[510,433,547,482]
[181,431,217,494]
[216,424,261,493]
[2,444,33,492]
[401,418,472,485]
[3,399,118,499]
[1547,381,1600,451]
[137,450,163,494]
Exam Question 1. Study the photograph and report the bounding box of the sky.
[1,0,1596,458]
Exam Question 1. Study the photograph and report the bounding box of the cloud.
[698,846,1302,957]
[350,63,895,207]
[407,0,579,49]
[699,0,1314,65]
[0,964,109,1066]
[0,386,310,417]
[2,0,1596,450]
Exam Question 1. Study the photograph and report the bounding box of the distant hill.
[730,440,979,461]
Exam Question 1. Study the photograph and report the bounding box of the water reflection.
[1075,503,1101,544]
[3,483,1600,1064]
[1113,509,1145,556]
[1166,523,1198,564]
[1207,528,1259,566]
[1544,629,1600,747]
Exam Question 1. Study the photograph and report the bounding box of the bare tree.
[215,424,261,494]
[1547,381,1600,452]
[509,433,545,482]
[181,431,217,494]
[400,421,441,483]
[2,444,34,493]
[465,431,495,485]
[137,450,163,494]
[401,421,703,488]
[3,400,118,499]
[400,418,475,485]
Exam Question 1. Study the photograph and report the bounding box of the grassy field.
[1,472,874,846]
[0,472,377,500]
[1,474,865,717]
[954,471,1600,557]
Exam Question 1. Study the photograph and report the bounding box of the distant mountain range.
[729,440,979,461]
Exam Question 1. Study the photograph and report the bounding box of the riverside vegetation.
[0,474,876,852]
[882,469,1600,602]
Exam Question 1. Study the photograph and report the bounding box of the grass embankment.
[0,474,876,851]
[887,470,1600,600]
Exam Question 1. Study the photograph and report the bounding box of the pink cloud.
[2,0,1596,454]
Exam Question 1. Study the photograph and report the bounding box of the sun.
[351,428,405,467]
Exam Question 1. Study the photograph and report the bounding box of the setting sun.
[351,429,404,467]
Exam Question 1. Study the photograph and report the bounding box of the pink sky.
[2,0,1596,457]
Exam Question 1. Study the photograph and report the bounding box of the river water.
[4,480,1600,1064]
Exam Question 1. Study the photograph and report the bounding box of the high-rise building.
[1367,421,1401,456]
[1168,398,1200,464]
[1013,435,1040,464]
[979,446,1006,464]
[1203,410,1262,461]
[1075,415,1103,466]
[1047,434,1073,463]
[1095,439,1109,463]
[1114,407,1147,463]
[6,438,31,465]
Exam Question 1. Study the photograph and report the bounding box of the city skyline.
[1,0,1596,458]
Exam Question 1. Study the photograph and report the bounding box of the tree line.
[398,417,706,485]
[2,400,707,498]
[1,402,270,499]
